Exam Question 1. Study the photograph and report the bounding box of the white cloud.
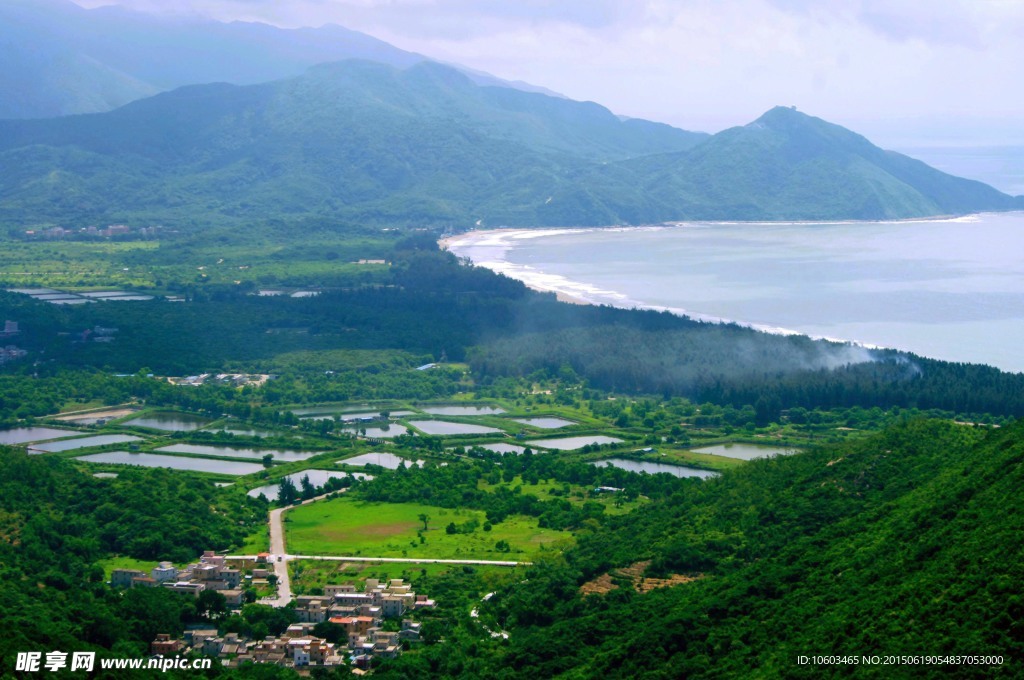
[69,0,1024,140]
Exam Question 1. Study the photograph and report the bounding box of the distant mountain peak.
[0,0,562,119]
[749,106,829,132]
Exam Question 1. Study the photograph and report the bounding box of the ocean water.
[892,145,1024,197]
[446,212,1024,373]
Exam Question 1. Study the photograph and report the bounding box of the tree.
[418,513,431,531]
[194,590,228,621]
[300,474,316,500]
[277,477,298,506]
[446,522,458,535]
[262,453,274,468]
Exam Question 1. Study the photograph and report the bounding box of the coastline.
[437,214,1024,373]
[440,225,830,339]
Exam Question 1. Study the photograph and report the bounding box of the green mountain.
[0,0,555,119]
[0,60,707,228]
[0,0,159,118]
[0,62,1017,229]
[634,106,1022,220]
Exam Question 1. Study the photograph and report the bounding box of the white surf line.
[443,225,894,351]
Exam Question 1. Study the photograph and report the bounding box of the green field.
[476,475,648,516]
[288,558,524,596]
[237,524,270,554]
[284,497,573,561]
[96,556,159,579]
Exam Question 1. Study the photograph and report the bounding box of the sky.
[69,0,1024,145]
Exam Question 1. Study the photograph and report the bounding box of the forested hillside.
[376,418,1024,678]
[1,62,1018,230]
[0,450,265,668]
[633,106,1022,220]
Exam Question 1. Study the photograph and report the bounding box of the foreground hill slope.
[0,62,1018,228]
[379,418,1024,678]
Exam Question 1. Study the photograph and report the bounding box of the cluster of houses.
[158,611,422,670]
[0,321,25,365]
[23,224,162,240]
[111,551,250,607]
[115,552,434,671]
[0,345,27,365]
[167,373,273,387]
[294,579,436,624]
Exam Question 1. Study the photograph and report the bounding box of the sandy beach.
[441,228,596,306]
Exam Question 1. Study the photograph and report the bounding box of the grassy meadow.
[284,496,573,561]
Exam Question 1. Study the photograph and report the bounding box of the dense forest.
[0,450,270,674]
[374,419,1024,678]
[2,61,1020,229]
[4,240,1023,422]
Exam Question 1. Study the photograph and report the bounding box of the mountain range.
[0,1,1020,229]
[0,0,558,120]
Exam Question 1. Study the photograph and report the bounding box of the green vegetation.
[0,449,266,667]
[95,556,159,580]
[1,63,1018,231]
[289,558,524,598]
[375,419,1024,678]
[285,497,571,560]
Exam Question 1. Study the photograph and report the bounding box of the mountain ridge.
[0,63,1018,229]
[0,0,559,119]
[630,106,1021,220]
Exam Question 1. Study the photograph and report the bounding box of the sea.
[447,169,1024,375]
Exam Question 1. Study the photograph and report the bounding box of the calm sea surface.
[447,212,1024,373]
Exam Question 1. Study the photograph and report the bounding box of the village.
[112,551,434,672]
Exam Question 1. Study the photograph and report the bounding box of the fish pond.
[338,452,424,469]
[408,420,503,436]
[123,412,212,432]
[247,470,371,500]
[590,458,719,479]
[29,434,142,453]
[421,406,507,416]
[690,443,797,460]
[155,444,319,462]
[0,427,82,445]
[342,424,409,438]
[512,417,576,429]
[76,451,263,475]
[527,435,623,450]
[477,443,528,455]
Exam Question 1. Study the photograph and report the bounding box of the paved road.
[265,506,292,606]
[229,492,531,607]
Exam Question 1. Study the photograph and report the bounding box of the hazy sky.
[70,0,1024,143]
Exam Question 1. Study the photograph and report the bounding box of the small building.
[152,562,178,583]
[381,596,405,618]
[164,581,206,597]
[111,569,146,588]
[151,634,183,656]
[222,589,245,607]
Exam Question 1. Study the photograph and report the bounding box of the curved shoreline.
[441,224,875,347]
